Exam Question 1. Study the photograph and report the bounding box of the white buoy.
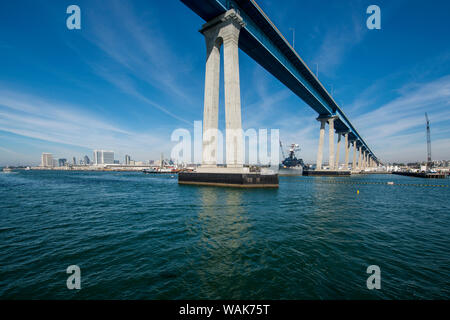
[387,181,394,185]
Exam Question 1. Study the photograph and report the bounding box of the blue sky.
[0,0,449,166]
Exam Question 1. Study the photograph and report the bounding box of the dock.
[392,172,448,179]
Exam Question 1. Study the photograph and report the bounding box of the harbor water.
[0,171,449,299]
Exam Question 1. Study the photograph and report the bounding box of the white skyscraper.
[93,150,114,165]
[41,153,53,167]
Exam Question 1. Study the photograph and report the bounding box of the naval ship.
[279,142,305,176]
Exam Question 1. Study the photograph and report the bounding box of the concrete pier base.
[179,168,279,188]
[303,170,351,177]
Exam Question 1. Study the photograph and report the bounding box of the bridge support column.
[363,151,367,169]
[328,117,336,170]
[363,151,366,169]
[199,9,245,169]
[335,133,341,169]
[344,133,349,170]
[223,20,244,168]
[316,118,327,170]
[200,26,221,168]
[361,151,365,170]
[179,9,279,187]
[358,147,362,170]
[352,141,357,171]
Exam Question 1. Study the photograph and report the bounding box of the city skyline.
[28,149,450,168]
[1,0,450,166]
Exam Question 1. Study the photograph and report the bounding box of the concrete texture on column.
[364,152,368,169]
[361,151,365,169]
[222,12,245,168]
[358,147,362,170]
[199,27,221,167]
[344,134,349,170]
[199,10,245,169]
[364,153,367,168]
[316,118,327,170]
[328,117,337,170]
[352,141,357,170]
[363,151,367,169]
[335,133,341,169]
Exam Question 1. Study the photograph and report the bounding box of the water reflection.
[194,187,254,298]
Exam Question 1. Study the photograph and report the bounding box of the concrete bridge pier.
[179,9,278,187]
[365,152,369,169]
[358,147,362,171]
[335,132,341,169]
[343,133,350,170]
[328,116,336,170]
[315,117,328,170]
[362,150,366,170]
[306,115,350,176]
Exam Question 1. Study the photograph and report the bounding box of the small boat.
[142,168,157,174]
[2,167,13,173]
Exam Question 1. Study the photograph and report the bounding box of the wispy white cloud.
[85,0,194,104]
[0,88,176,162]
[92,66,192,125]
[352,75,450,162]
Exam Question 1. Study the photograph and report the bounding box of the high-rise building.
[58,158,67,167]
[125,155,131,165]
[84,155,90,165]
[73,157,77,165]
[103,151,114,164]
[41,153,53,167]
[93,150,101,165]
[93,150,114,165]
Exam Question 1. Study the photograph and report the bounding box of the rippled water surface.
[0,170,449,299]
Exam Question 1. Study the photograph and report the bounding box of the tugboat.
[279,142,305,176]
